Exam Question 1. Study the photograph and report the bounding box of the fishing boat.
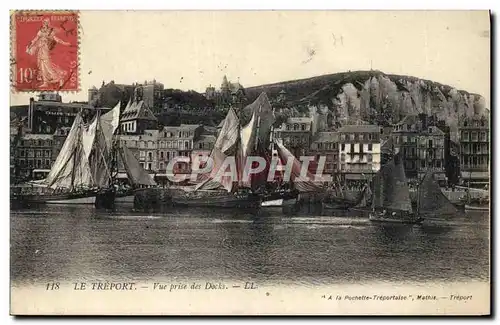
[12,111,112,205]
[347,183,373,212]
[169,93,275,209]
[369,154,458,224]
[262,139,324,207]
[95,100,157,207]
[369,153,423,224]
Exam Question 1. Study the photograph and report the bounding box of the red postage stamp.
[10,10,79,92]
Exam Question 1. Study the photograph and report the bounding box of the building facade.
[459,114,489,187]
[309,132,340,175]
[273,116,313,157]
[27,93,96,134]
[120,98,158,135]
[393,114,447,182]
[338,125,381,182]
[15,133,54,179]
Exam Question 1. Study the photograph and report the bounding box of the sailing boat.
[415,170,458,217]
[369,153,458,224]
[369,153,423,224]
[262,139,323,207]
[14,111,110,204]
[101,101,157,204]
[167,107,260,209]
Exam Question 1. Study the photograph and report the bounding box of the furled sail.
[417,171,457,216]
[118,145,157,187]
[274,140,322,193]
[371,153,413,213]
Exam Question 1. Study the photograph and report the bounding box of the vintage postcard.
[9,10,491,315]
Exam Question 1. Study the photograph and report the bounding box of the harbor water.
[10,204,490,287]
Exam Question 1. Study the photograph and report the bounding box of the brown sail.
[371,153,413,213]
[417,171,457,216]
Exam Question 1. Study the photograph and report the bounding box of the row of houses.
[11,93,490,187]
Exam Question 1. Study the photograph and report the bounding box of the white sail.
[196,108,241,192]
[100,101,121,150]
[238,111,258,188]
[214,108,240,154]
[82,115,98,160]
[45,113,94,189]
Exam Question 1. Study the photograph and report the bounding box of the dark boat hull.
[170,189,262,209]
[11,189,98,205]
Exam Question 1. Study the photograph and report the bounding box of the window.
[349,134,355,141]
[428,127,432,133]
[318,143,323,149]
[185,141,190,150]
[147,163,152,170]
[421,160,426,168]
[148,152,153,160]
[471,132,478,141]
[367,154,373,162]
[340,134,346,141]
[301,124,306,131]
[293,124,299,131]
[436,160,441,168]
[341,144,345,151]
[198,142,203,149]
[286,124,290,131]
[159,162,164,170]
[140,151,145,157]
[480,132,487,141]
[368,144,372,151]
[167,141,171,149]
[403,136,407,143]
[359,134,364,141]
[160,151,164,159]
[428,139,433,148]
[166,152,171,160]
[140,141,146,148]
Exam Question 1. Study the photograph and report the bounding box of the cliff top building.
[205,75,246,107]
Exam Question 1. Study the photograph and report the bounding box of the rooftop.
[121,100,157,122]
[287,117,312,123]
[32,101,94,109]
[312,131,339,143]
[22,134,53,141]
[338,124,381,133]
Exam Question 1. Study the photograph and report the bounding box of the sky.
[10,10,491,107]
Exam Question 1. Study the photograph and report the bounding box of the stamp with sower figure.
[11,10,79,92]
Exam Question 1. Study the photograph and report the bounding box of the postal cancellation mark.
[11,10,79,92]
